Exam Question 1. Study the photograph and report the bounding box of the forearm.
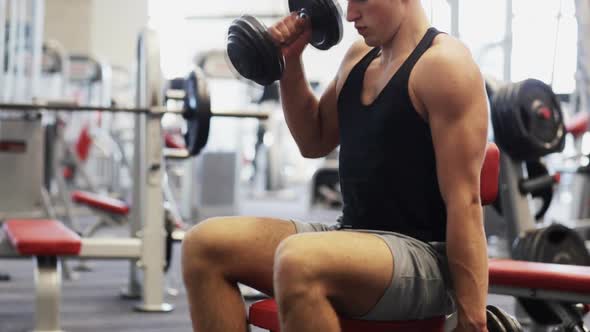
[446,203,488,330]
[279,57,322,155]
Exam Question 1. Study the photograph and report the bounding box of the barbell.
[226,0,343,86]
[0,72,267,158]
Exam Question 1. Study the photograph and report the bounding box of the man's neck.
[379,6,431,65]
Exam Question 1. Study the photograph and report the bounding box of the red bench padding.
[566,112,589,139]
[3,219,81,255]
[71,190,130,216]
[75,125,92,162]
[249,299,445,332]
[489,259,590,294]
[481,143,499,205]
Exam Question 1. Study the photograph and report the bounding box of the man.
[182,0,490,331]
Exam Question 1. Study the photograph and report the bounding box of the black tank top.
[337,27,446,242]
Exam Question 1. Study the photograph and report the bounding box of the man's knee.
[273,235,325,299]
[181,217,234,274]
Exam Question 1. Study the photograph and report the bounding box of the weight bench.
[2,219,81,332]
[71,190,130,216]
[248,143,590,331]
[71,190,130,237]
[249,260,590,332]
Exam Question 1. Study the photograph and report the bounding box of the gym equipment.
[521,160,557,220]
[182,69,212,156]
[3,219,81,332]
[0,26,272,330]
[0,28,175,332]
[165,68,269,157]
[512,223,590,325]
[492,159,559,221]
[491,78,565,161]
[0,70,268,158]
[487,305,523,332]
[310,159,341,208]
[226,0,343,85]
[489,78,590,330]
[487,78,562,221]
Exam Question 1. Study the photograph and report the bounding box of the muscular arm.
[279,40,369,158]
[279,57,339,158]
[413,40,489,330]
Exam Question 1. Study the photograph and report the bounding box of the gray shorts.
[291,220,456,321]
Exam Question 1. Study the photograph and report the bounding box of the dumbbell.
[226,0,343,86]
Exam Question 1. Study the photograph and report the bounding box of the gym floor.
[0,185,588,331]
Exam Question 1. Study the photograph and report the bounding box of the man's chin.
[363,38,378,47]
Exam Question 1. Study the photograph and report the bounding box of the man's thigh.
[290,221,455,320]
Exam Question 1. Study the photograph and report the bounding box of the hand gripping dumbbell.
[226,0,343,86]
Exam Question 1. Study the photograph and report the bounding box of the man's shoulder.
[420,34,475,74]
[411,34,485,116]
[412,34,481,94]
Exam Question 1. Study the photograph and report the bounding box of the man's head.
[345,0,416,46]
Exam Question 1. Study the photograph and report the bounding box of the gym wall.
[44,0,148,70]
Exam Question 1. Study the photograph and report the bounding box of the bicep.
[312,40,370,156]
[316,79,340,153]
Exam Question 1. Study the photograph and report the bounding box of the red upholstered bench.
[3,219,81,332]
[566,111,589,139]
[71,190,130,216]
[489,259,590,303]
[250,299,446,332]
[3,219,81,255]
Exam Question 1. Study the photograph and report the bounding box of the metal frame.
[497,153,537,246]
[490,285,590,304]
[35,256,63,332]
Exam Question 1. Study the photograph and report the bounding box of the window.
[149,0,578,93]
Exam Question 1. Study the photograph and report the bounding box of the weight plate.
[487,308,508,332]
[487,305,523,332]
[288,0,343,50]
[183,68,212,156]
[517,225,590,325]
[227,15,283,85]
[491,79,565,161]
